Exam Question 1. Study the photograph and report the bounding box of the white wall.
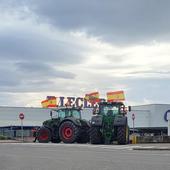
[1,104,170,128]
[127,104,170,128]
[0,107,50,126]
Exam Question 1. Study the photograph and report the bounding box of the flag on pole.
[41,96,57,108]
[41,99,49,108]
[85,92,100,104]
[47,96,57,107]
[107,91,125,102]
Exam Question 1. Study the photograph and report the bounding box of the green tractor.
[36,107,90,143]
[90,102,130,145]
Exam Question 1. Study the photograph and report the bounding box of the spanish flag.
[41,99,49,108]
[107,91,125,102]
[47,96,57,107]
[41,96,57,108]
[85,92,100,104]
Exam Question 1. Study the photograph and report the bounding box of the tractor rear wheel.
[37,127,51,143]
[117,126,129,145]
[59,121,79,143]
[90,127,102,144]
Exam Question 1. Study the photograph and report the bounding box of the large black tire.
[51,128,61,143]
[37,127,51,143]
[90,127,102,144]
[117,126,129,145]
[77,131,89,143]
[59,121,79,143]
[51,138,61,143]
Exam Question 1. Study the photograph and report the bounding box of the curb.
[0,140,22,143]
[0,140,33,143]
[133,147,170,151]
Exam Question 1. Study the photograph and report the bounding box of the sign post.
[19,113,24,142]
[132,113,135,135]
[131,113,136,144]
[167,112,170,136]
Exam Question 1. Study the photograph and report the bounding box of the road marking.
[0,143,141,150]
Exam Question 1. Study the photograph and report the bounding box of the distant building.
[0,104,170,138]
[127,104,170,135]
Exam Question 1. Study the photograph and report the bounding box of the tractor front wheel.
[117,126,129,145]
[90,127,102,144]
[37,127,51,143]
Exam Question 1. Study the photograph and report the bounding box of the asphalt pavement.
[0,143,170,170]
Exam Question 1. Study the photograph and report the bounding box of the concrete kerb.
[0,140,22,143]
[133,147,170,151]
[132,143,170,151]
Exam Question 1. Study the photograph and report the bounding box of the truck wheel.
[59,121,79,143]
[117,126,129,145]
[37,127,51,143]
[90,127,102,144]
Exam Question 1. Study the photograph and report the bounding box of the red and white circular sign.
[19,113,25,120]
[132,113,135,120]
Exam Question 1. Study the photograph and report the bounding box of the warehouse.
[128,104,170,135]
[0,104,170,138]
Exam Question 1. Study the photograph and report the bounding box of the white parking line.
[0,142,141,150]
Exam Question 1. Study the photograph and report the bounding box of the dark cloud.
[16,62,75,79]
[0,28,85,64]
[0,0,170,106]
[0,61,75,92]
[22,0,170,44]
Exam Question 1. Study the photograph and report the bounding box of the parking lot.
[0,143,170,170]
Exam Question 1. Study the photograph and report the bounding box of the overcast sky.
[0,0,170,107]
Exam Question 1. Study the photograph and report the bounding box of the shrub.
[0,135,8,140]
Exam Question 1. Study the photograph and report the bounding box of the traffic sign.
[19,113,24,120]
[132,113,135,120]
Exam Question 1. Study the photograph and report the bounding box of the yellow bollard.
[132,135,137,144]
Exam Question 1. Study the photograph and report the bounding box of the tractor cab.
[95,102,127,116]
[50,107,82,119]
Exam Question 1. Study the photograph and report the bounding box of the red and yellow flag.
[107,91,125,102]
[47,96,57,107]
[85,92,100,104]
[41,99,49,108]
[41,96,57,108]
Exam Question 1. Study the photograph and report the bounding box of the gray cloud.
[21,0,170,44]
[16,62,75,79]
[0,73,19,87]
[0,28,84,64]
[0,0,170,106]
[0,61,75,93]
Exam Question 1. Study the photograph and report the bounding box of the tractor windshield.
[53,108,81,119]
[101,105,119,116]
[69,109,81,119]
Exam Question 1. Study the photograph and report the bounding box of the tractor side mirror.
[128,106,132,112]
[50,110,53,119]
[93,108,99,115]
